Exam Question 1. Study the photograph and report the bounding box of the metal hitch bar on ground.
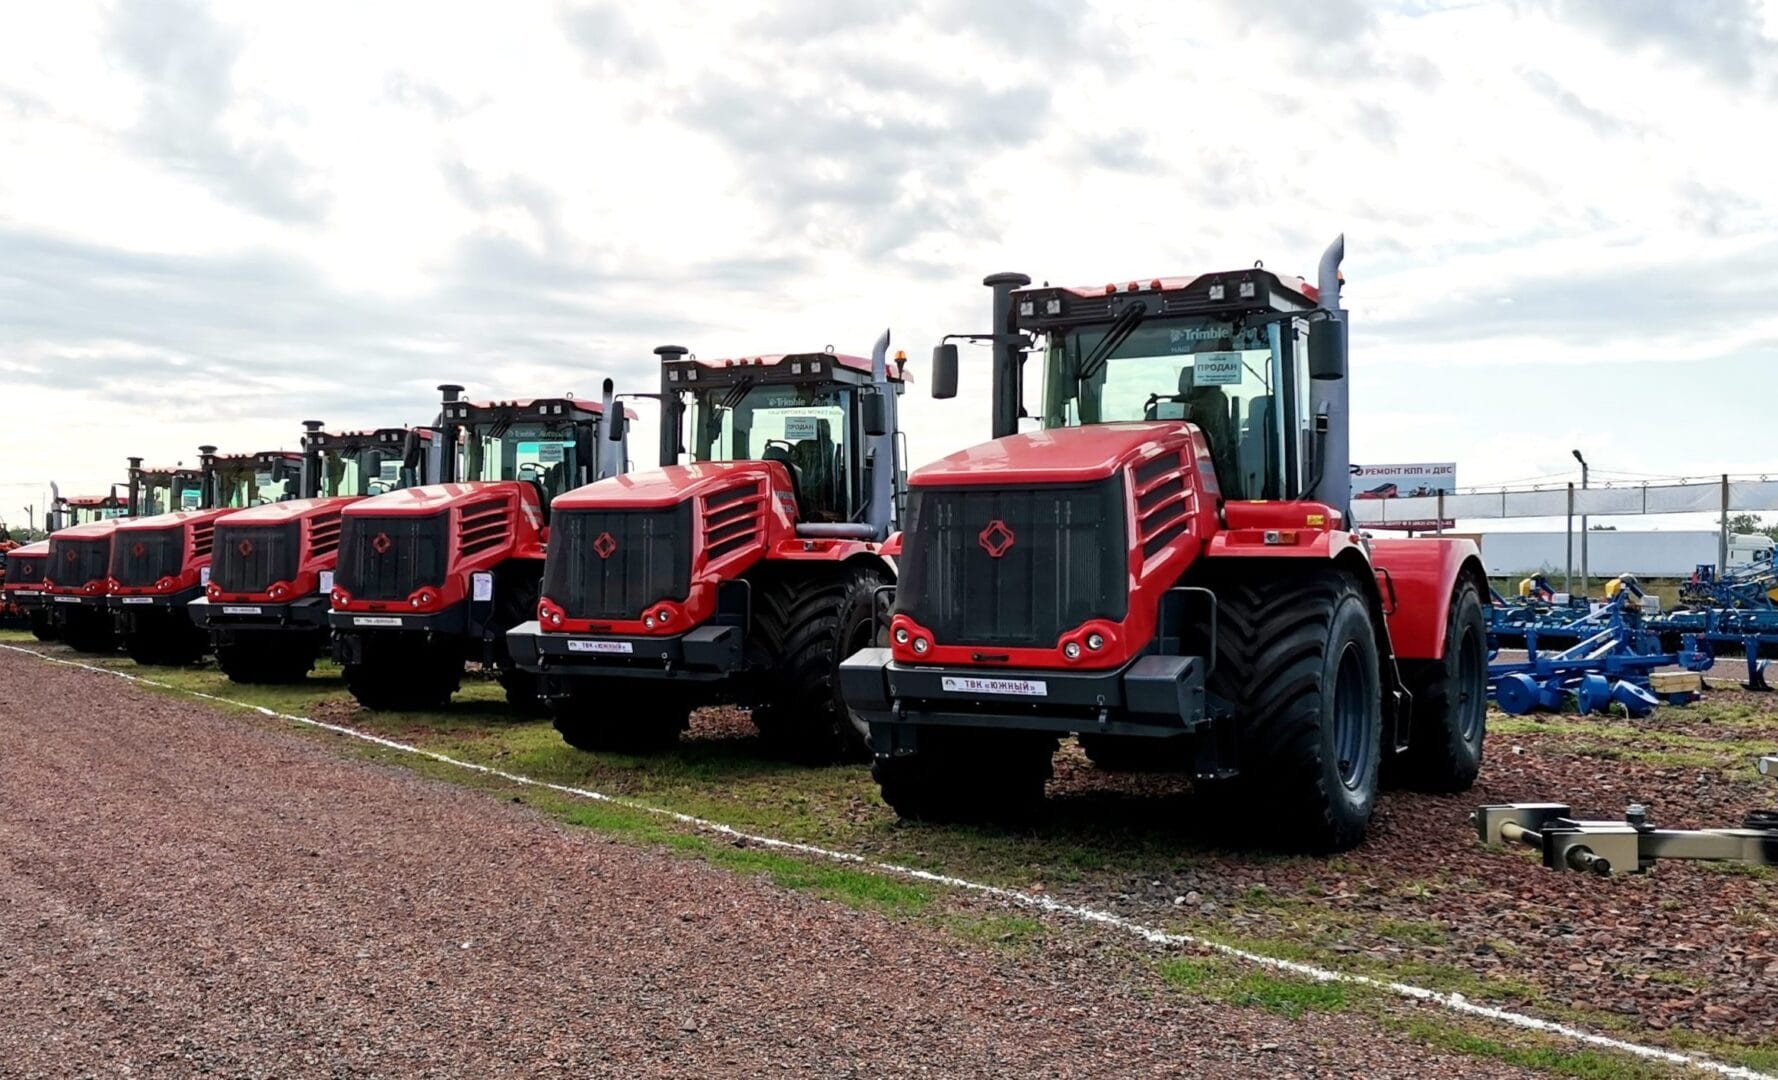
[1473,756,1778,875]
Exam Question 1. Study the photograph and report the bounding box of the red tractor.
[190,423,431,683]
[328,383,629,711]
[2,538,54,640]
[842,238,1489,852]
[506,335,905,758]
[109,448,306,665]
[40,460,206,652]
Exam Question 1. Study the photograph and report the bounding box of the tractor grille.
[110,526,187,588]
[210,522,301,594]
[544,505,692,621]
[6,551,45,587]
[897,478,1128,649]
[47,537,113,589]
[336,513,449,602]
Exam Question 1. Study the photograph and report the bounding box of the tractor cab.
[1014,272,1322,503]
[440,384,627,518]
[127,460,208,517]
[658,346,905,537]
[50,491,129,530]
[211,451,306,508]
[301,424,430,499]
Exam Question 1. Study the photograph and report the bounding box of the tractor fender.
[1366,536,1486,662]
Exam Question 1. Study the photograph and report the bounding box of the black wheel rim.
[1332,641,1373,790]
[1456,622,1486,741]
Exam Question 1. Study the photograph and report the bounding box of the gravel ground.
[1040,700,1778,1045]
[0,648,1542,1078]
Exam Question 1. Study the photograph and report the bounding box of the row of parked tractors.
[2,238,1491,852]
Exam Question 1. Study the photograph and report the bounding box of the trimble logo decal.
[978,519,1015,558]
[593,532,618,559]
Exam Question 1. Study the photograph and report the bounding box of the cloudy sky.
[3,0,1777,529]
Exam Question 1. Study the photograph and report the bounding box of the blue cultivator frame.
[1488,593,1713,718]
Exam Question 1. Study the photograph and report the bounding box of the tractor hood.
[117,509,230,532]
[910,422,1190,488]
[218,496,358,524]
[53,518,127,540]
[9,540,49,556]
[555,461,787,511]
[342,481,520,516]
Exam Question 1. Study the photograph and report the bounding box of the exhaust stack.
[598,378,624,481]
[1310,235,1350,515]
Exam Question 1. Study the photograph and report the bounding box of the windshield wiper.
[719,377,756,411]
[1077,301,1148,386]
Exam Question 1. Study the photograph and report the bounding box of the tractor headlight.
[894,627,910,645]
[1045,298,1061,315]
[1018,301,1035,317]
[644,614,656,628]
[654,608,671,625]
[1064,641,1082,659]
[912,637,929,654]
[1086,633,1104,651]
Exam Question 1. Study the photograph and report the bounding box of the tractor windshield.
[217,461,298,508]
[689,382,856,523]
[1040,315,1311,501]
[318,445,404,498]
[461,421,584,502]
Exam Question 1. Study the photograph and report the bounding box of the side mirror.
[608,413,628,442]
[930,343,959,400]
[861,391,890,437]
[402,431,423,471]
[1309,319,1346,380]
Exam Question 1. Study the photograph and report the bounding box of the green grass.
[1157,956,1352,1018]
[1393,1018,1677,1080]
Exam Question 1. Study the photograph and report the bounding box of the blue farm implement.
[1489,594,1712,718]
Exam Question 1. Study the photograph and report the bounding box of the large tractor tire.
[1209,565,1383,853]
[1392,579,1488,792]
[29,610,57,642]
[216,639,317,684]
[549,678,690,753]
[874,728,1056,823]
[493,573,548,714]
[344,641,461,711]
[749,565,887,763]
[59,610,118,654]
[122,611,208,667]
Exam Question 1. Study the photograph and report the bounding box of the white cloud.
[2,0,1776,527]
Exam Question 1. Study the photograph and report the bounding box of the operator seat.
[762,443,810,520]
[1179,366,1236,493]
[788,419,842,522]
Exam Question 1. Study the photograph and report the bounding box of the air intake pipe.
[654,346,688,469]
[199,445,220,510]
[126,457,143,518]
[985,272,1033,440]
[300,420,326,499]
[436,384,464,484]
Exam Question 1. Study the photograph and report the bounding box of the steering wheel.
[518,462,544,482]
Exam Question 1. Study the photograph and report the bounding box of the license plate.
[120,597,154,605]
[223,606,264,615]
[566,639,633,655]
[940,676,1047,698]
[353,616,404,627]
[53,596,80,604]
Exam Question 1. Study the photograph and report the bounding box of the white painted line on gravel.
[8,642,1767,1079]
